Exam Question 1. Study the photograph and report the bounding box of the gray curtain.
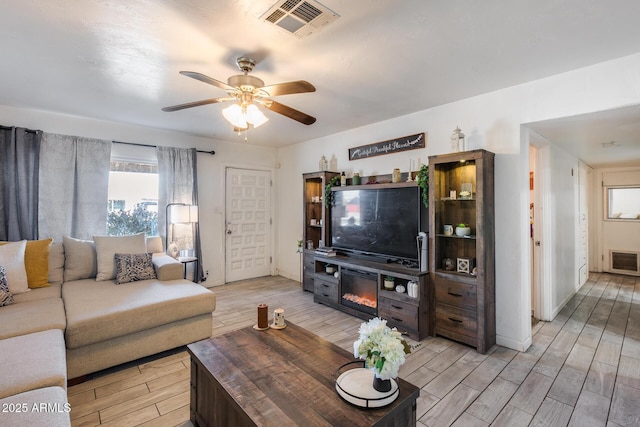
[38,133,112,242]
[157,146,204,282]
[0,127,42,241]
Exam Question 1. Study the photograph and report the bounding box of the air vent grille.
[261,0,339,38]
[292,2,322,22]
[281,0,300,11]
[610,250,640,275]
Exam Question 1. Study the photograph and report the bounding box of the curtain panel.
[38,133,112,242]
[0,127,42,241]
[157,146,204,282]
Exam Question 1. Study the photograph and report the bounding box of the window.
[606,186,640,220]
[107,161,159,236]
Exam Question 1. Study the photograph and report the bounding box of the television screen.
[330,186,423,261]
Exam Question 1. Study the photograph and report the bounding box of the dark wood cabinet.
[302,171,339,292]
[429,149,495,354]
[313,254,432,341]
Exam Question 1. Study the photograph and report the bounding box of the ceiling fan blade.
[162,97,230,112]
[179,71,236,91]
[261,80,316,96]
[261,100,316,125]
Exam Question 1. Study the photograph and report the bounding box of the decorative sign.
[349,133,425,161]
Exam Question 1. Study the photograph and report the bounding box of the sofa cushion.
[0,295,66,340]
[115,253,156,284]
[0,329,67,399]
[63,278,215,348]
[49,242,65,285]
[0,387,70,427]
[0,266,14,306]
[146,235,164,254]
[0,239,53,289]
[93,233,146,281]
[152,254,184,281]
[12,283,61,303]
[0,240,29,294]
[63,236,97,281]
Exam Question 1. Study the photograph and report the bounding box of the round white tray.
[335,362,399,408]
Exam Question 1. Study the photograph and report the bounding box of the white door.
[225,168,272,282]
[577,163,589,287]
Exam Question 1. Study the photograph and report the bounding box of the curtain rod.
[112,140,215,155]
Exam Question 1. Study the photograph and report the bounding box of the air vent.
[261,0,340,38]
[610,251,640,275]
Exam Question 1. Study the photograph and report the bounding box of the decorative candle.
[257,304,268,329]
[274,308,285,327]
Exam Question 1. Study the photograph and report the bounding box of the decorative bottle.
[340,171,347,186]
[319,155,328,171]
[392,168,401,183]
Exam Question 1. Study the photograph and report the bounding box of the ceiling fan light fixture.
[222,102,269,129]
[246,103,269,128]
[222,103,248,129]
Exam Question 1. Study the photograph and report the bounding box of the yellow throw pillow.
[0,238,52,288]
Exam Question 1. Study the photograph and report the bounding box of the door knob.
[227,229,232,235]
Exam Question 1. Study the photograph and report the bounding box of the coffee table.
[187,322,419,426]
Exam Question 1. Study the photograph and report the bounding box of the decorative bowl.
[455,226,471,237]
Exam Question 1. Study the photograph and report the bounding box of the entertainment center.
[302,149,495,351]
[302,172,432,340]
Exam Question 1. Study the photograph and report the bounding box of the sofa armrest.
[152,254,184,281]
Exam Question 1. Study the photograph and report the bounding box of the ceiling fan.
[162,57,316,130]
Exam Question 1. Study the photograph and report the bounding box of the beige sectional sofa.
[0,235,216,426]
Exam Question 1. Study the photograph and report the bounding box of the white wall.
[595,166,640,274]
[0,105,278,287]
[275,52,640,352]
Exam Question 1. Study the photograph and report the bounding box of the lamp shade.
[245,103,269,128]
[169,205,198,224]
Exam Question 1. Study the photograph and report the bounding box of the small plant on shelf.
[324,176,340,208]
[383,275,395,290]
[416,164,429,207]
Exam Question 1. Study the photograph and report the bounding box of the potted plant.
[383,275,395,290]
[416,164,429,207]
[455,223,471,237]
[353,317,411,392]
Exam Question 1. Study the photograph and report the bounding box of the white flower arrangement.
[353,317,411,380]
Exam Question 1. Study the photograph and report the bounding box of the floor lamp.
[165,203,199,257]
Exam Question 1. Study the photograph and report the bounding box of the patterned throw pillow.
[0,266,15,306]
[114,253,156,285]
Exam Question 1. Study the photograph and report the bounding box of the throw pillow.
[114,253,156,285]
[0,266,14,306]
[48,242,65,285]
[94,233,147,281]
[0,240,29,294]
[0,239,52,288]
[63,236,98,281]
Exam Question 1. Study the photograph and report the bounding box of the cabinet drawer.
[435,303,477,339]
[435,278,477,311]
[378,297,419,331]
[314,279,338,303]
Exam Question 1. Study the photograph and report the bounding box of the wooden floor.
[67,272,640,426]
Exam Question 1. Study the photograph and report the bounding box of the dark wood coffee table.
[187,322,419,426]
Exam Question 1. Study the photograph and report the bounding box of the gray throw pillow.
[0,266,15,306]
[114,253,156,285]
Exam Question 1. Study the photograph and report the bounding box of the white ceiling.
[2,0,640,161]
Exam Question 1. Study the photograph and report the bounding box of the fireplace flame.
[342,293,377,309]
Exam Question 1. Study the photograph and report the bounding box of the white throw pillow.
[93,233,147,281]
[0,240,29,294]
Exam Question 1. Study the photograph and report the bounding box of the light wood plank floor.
[68,272,640,426]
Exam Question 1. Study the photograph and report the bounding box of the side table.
[178,256,198,282]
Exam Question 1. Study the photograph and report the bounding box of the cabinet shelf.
[429,149,495,354]
[435,234,477,240]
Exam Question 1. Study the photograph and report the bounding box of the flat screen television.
[330,186,426,262]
